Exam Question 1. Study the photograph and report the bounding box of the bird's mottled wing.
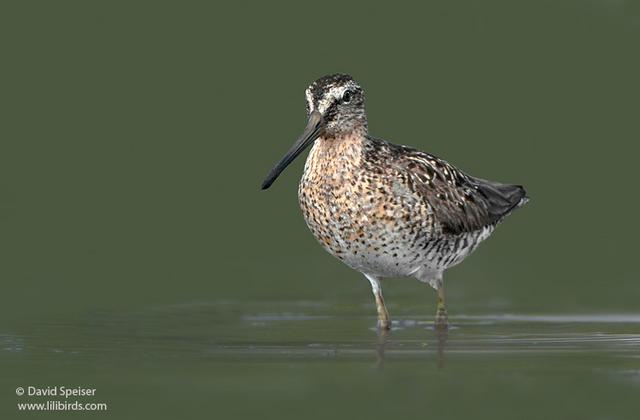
[387,143,527,235]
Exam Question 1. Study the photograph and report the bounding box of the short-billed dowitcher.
[261,74,528,330]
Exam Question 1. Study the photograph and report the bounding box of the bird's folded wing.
[398,148,527,235]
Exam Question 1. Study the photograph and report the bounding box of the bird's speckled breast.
[298,133,435,277]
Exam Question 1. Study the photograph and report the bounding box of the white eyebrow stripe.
[317,86,347,113]
[305,88,314,111]
[306,80,359,114]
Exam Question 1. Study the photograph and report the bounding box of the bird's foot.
[377,317,391,331]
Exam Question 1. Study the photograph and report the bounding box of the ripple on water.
[2,302,640,362]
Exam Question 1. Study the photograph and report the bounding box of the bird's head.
[305,73,367,137]
[261,74,367,190]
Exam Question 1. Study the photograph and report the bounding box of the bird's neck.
[311,129,367,164]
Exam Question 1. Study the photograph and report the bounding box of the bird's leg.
[435,283,448,330]
[364,274,391,330]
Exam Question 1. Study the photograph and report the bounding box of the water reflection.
[435,326,448,370]
[3,302,640,367]
[375,328,390,369]
[375,323,449,370]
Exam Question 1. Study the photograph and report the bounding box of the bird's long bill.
[261,111,325,190]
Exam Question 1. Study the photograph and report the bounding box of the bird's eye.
[341,90,352,104]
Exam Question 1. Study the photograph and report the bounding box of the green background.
[1,1,639,419]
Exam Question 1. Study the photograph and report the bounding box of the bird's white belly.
[339,248,423,277]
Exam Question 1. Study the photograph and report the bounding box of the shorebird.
[261,74,528,330]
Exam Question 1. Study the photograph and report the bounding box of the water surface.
[2,302,639,419]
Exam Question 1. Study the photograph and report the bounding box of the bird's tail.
[472,178,529,224]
